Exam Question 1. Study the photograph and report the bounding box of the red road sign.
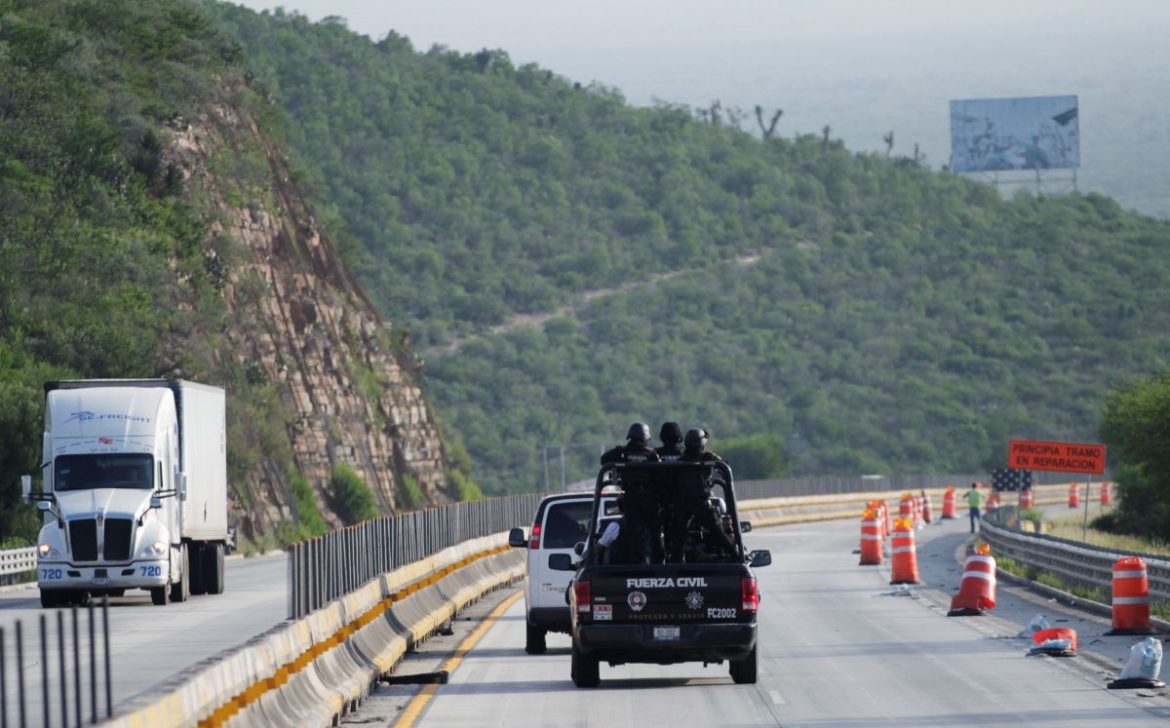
[1007,439,1106,474]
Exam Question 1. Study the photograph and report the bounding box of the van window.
[541,501,592,549]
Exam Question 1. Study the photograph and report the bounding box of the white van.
[508,492,616,654]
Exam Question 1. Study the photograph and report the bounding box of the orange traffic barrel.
[1019,488,1033,509]
[899,494,912,521]
[941,486,956,519]
[889,517,920,584]
[985,492,999,513]
[1107,557,1155,635]
[921,492,934,524]
[1101,481,1112,506]
[1031,627,1077,656]
[948,545,996,616]
[859,509,883,565]
[1068,482,1080,508]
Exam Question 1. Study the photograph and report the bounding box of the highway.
[358,510,1170,727]
[0,552,286,724]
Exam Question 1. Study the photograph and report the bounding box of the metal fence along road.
[0,599,113,728]
[287,492,544,618]
[0,547,36,586]
[981,507,1170,602]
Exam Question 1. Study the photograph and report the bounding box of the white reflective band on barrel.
[962,570,995,582]
[1114,570,1148,579]
[967,556,994,567]
[891,546,915,554]
[1114,596,1149,605]
[861,534,881,541]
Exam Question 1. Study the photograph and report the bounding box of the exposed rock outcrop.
[163,87,449,536]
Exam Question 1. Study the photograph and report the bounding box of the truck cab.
[559,461,771,687]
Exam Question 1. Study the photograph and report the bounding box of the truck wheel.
[189,542,206,596]
[524,622,547,654]
[169,545,190,603]
[40,590,60,608]
[204,543,225,595]
[729,645,758,684]
[150,585,170,606]
[570,643,600,687]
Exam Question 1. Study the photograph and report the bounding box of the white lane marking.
[769,689,787,705]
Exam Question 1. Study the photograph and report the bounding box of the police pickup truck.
[553,461,771,687]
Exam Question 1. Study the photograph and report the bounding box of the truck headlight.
[37,543,60,559]
[143,540,168,557]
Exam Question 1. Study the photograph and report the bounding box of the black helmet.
[626,422,651,444]
[684,428,708,450]
[659,421,683,445]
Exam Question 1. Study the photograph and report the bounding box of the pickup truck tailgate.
[581,565,752,624]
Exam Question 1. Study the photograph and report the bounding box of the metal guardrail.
[0,546,36,585]
[287,493,543,618]
[981,507,1170,602]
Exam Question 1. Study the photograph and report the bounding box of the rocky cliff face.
[163,86,450,536]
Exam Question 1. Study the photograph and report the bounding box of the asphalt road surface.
[354,511,1170,727]
[0,551,286,726]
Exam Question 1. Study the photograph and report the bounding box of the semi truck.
[22,379,230,608]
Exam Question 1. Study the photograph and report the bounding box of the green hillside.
[0,0,321,542]
[208,5,1170,495]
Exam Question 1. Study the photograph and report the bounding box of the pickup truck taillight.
[741,577,759,613]
[529,522,541,549]
[574,578,591,613]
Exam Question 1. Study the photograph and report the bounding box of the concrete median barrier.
[103,534,523,728]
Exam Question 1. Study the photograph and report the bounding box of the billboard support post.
[1083,475,1092,541]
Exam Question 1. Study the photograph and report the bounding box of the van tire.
[525,622,547,654]
[729,645,758,684]
[571,643,599,687]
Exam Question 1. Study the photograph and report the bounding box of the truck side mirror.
[739,521,752,533]
[150,496,163,510]
[748,549,772,568]
[21,475,32,501]
[507,527,526,548]
[37,500,51,512]
[178,473,188,502]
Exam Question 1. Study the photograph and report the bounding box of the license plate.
[653,625,680,641]
[92,576,109,586]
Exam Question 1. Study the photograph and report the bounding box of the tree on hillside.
[1098,369,1170,541]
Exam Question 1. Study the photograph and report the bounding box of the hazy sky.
[230,0,1170,215]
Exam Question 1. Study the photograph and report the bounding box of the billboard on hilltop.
[949,95,1079,172]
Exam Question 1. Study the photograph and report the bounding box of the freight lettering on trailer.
[1007,439,1106,474]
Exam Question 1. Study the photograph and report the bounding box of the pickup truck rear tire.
[524,622,547,654]
[729,645,758,684]
[40,590,60,608]
[571,643,600,687]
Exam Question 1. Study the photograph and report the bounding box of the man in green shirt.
[966,482,984,533]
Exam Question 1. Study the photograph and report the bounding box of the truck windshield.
[55,454,154,491]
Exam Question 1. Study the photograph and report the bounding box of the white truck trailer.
[23,379,229,607]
